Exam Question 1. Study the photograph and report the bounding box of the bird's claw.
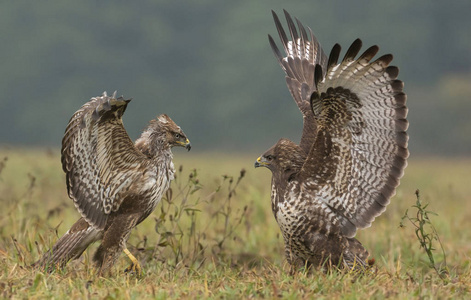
[124,262,142,277]
[123,248,142,277]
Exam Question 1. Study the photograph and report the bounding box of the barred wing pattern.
[300,39,409,238]
[269,10,328,153]
[61,92,150,230]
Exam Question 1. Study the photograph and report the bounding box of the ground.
[0,148,470,299]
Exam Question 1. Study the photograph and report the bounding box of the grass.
[0,147,470,299]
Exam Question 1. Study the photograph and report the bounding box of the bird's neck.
[135,131,175,180]
[272,169,297,190]
[135,128,171,159]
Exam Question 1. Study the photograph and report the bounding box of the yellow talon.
[123,248,142,276]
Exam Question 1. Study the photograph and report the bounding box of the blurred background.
[1,0,470,156]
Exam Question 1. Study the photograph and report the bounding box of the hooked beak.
[254,156,269,168]
[177,138,191,151]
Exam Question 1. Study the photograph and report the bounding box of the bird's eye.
[266,155,274,161]
[174,133,180,138]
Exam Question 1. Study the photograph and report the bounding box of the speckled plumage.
[34,92,191,275]
[255,11,409,271]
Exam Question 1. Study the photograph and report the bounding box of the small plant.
[149,166,205,269]
[148,165,248,271]
[400,189,449,280]
[0,156,7,179]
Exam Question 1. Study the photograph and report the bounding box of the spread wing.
[61,92,150,230]
[299,39,409,238]
[269,10,328,154]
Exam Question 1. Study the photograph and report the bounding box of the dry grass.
[0,148,470,299]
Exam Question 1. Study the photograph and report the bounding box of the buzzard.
[255,11,408,270]
[34,92,191,276]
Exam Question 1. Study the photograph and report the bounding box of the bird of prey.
[34,91,191,276]
[255,11,409,271]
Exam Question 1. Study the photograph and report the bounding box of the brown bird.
[255,11,408,271]
[34,91,191,276]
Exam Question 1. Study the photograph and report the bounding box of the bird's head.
[254,138,304,178]
[136,114,191,157]
[156,114,191,151]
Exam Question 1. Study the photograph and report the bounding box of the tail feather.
[343,237,370,270]
[33,218,102,270]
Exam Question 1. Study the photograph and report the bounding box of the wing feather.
[61,92,150,230]
[270,10,328,153]
[299,40,409,238]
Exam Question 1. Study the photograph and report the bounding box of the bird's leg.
[284,245,298,275]
[123,247,142,276]
[93,214,138,276]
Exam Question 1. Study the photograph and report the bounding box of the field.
[0,148,470,299]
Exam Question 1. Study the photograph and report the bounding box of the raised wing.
[61,92,149,230]
[300,40,409,238]
[269,10,328,154]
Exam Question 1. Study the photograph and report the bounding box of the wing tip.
[342,38,363,62]
[374,54,394,67]
[358,45,379,63]
[327,43,342,71]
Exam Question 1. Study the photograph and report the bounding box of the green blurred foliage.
[0,0,470,155]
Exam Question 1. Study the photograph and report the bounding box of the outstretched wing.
[299,40,409,238]
[61,92,149,230]
[269,10,328,154]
